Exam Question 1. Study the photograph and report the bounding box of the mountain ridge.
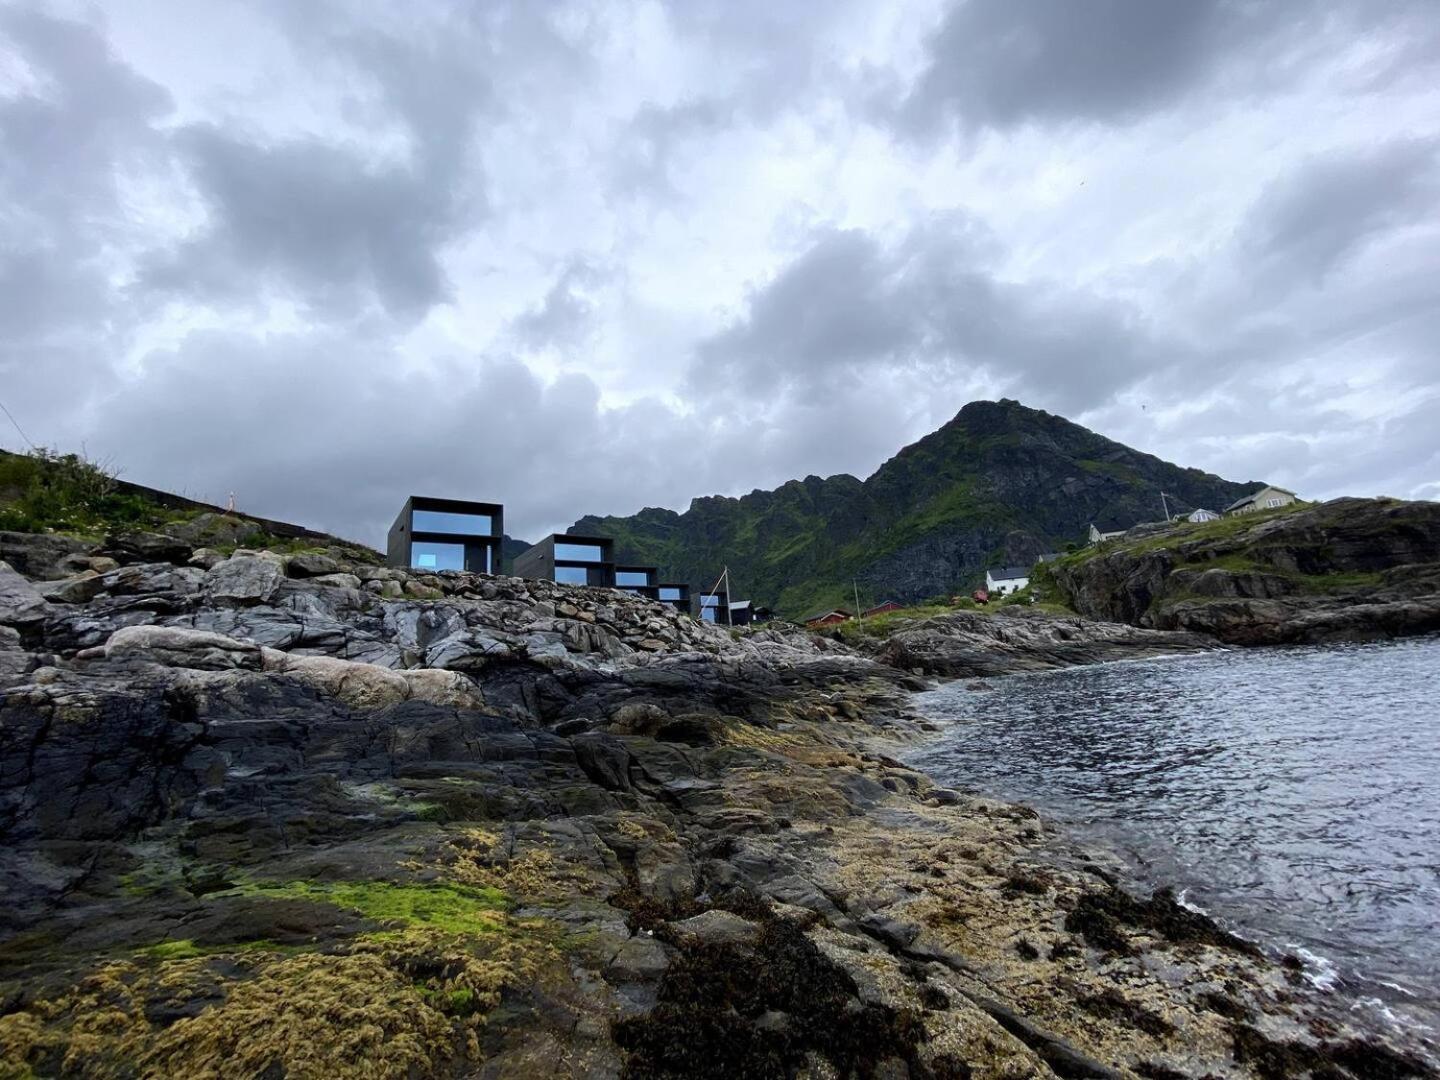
[573,399,1263,617]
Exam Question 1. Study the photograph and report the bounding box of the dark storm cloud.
[0,8,172,429]
[140,126,458,320]
[1243,138,1440,287]
[83,326,824,545]
[138,7,497,322]
[894,0,1437,135]
[692,219,1167,414]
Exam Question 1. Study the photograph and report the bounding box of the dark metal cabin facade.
[388,496,504,575]
[513,534,617,588]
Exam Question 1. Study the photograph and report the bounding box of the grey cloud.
[511,260,608,348]
[894,0,1435,135]
[81,328,752,544]
[138,6,501,322]
[141,126,456,320]
[692,219,1168,415]
[1243,138,1440,287]
[0,8,172,429]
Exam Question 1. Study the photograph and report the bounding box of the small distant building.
[655,583,691,614]
[728,599,754,627]
[388,496,504,574]
[695,587,730,623]
[985,566,1031,596]
[803,609,852,627]
[1036,552,1064,564]
[1088,520,1127,545]
[1225,486,1298,517]
[615,565,660,600]
[1187,508,1220,523]
[751,605,775,624]
[513,534,616,587]
[863,601,904,618]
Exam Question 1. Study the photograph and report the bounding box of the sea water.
[908,635,1440,1032]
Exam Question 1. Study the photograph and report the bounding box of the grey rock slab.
[669,909,761,949]
[0,560,49,626]
[203,555,285,605]
[0,531,95,580]
[35,571,106,605]
[100,625,264,670]
[605,934,671,983]
[285,552,342,578]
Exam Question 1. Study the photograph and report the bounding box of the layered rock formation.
[0,525,1433,1078]
[1045,497,1440,646]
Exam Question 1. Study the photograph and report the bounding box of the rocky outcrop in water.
[862,607,1216,677]
[1046,497,1440,646]
[0,525,1433,1078]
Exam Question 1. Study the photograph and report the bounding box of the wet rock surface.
[0,530,1435,1078]
[863,607,1215,677]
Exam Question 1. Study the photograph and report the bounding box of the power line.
[0,396,37,450]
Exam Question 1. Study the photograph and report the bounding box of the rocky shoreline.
[2,524,1436,1078]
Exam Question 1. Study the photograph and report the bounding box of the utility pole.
[853,579,862,622]
[1160,491,1172,522]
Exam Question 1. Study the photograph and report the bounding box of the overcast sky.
[3,1,1437,544]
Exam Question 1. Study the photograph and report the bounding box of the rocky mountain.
[574,399,1260,618]
[1042,496,1440,645]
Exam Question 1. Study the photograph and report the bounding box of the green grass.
[217,879,512,936]
[1053,501,1312,569]
[0,447,187,537]
[135,938,297,961]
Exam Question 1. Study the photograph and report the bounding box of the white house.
[1187,508,1220,523]
[985,566,1031,595]
[1225,486,1298,516]
[1088,522,1126,544]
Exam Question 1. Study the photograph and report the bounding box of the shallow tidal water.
[907,635,1440,1033]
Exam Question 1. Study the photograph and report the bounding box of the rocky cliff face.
[1046,497,1440,645]
[0,522,1432,1078]
[575,399,1258,619]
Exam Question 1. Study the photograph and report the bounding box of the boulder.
[103,531,193,565]
[0,561,49,627]
[669,909,761,949]
[0,531,94,580]
[35,571,105,605]
[204,555,285,605]
[163,513,265,549]
[98,624,263,670]
[261,649,410,708]
[287,552,342,578]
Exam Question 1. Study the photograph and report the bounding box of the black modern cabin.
[387,496,504,574]
[655,582,691,614]
[615,565,659,599]
[694,587,730,623]
[513,534,617,588]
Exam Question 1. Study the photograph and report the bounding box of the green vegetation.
[219,879,512,935]
[571,400,1258,620]
[135,938,296,961]
[0,448,181,537]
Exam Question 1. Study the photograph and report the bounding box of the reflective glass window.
[555,542,605,562]
[555,565,588,585]
[615,571,651,586]
[412,542,465,571]
[413,509,492,535]
[658,587,683,600]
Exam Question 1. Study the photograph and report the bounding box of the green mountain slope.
[573,400,1262,619]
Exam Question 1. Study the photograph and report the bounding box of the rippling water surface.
[907,635,1440,1029]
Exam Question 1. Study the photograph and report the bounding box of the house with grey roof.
[985,566,1032,596]
[1225,486,1298,516]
